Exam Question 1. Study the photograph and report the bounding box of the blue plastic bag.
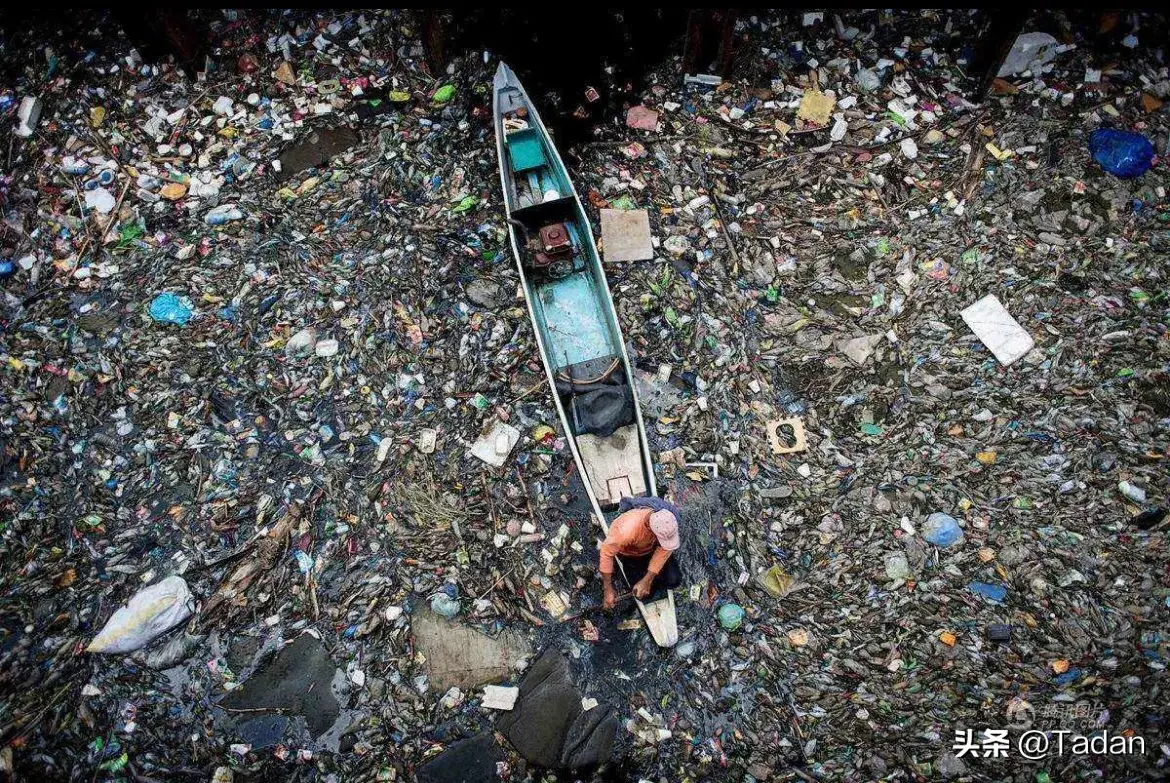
[968,581,1008,603]
[148,292,194,326]
[1089,129,1154,179]
[430,584,460,618]
[923,512,964,548]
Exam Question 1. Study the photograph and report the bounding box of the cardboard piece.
[625,105,660,131]
[796,89,835,126]
[600,209,654,263]
[767,417,807,455]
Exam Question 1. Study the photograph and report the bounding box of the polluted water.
[0,8,1169,783]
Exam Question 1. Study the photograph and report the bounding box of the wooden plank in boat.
[576,424,647,506]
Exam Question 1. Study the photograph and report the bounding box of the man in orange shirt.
[599,503,682,609]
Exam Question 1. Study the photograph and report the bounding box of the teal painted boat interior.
[535,267,618,367]
[494,60,654,508]
[496,75,617,373]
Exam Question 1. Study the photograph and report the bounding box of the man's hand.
[603,584,617,610]
[633,576,654,599]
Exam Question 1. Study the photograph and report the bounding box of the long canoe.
[492,62,677,647]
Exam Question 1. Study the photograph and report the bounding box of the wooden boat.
[492,62,677,647]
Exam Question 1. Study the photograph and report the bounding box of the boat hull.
[492,62,676,647]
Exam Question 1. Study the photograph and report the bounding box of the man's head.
[649,509,680,551]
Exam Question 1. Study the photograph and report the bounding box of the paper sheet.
[961,295,1034,366]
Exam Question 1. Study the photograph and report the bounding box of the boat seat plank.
[511,195,577,226]
[575,424,647,506]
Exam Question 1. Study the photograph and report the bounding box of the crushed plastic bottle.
[1118,480,1147,503]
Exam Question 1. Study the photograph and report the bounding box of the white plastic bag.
[997,32,1059,77]
[87,576,195,654]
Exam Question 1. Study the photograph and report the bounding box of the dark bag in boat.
[570,384,635,438]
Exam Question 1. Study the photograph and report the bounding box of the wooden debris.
[201,503,304,620]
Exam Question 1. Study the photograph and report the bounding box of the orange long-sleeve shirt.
[599,508,672,576]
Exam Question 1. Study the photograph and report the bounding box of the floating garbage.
[758,564,796,597]
[1118,480,1147,503]
[1089,128,1155,179]
[14,95,42,137]
[285,327,318,355]
[968,582,1008,604]
[960,294,1034,366]
[205,204,244,225]
[717,603,745,631]
[885,553,913,581]
[997,31,1060,77]
[430,587,461,619]
[148,292,194,326]
[87,576,195,654]
[84,187,117,214]
[922,512,964,548]
[61,155,91,176]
